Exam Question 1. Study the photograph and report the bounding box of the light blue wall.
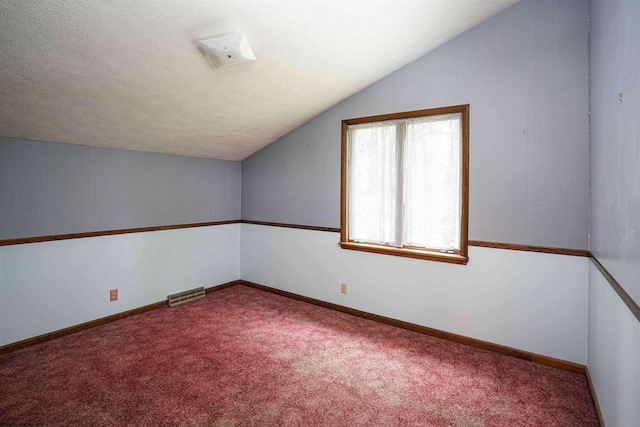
[588,1,640,426]
[1,137,243,346]
[589,0,640,307]
[242,0,590,250]
[0,137,241,240]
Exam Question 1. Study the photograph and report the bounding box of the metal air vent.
[167,287,206,307]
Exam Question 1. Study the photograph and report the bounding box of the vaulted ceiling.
[0,0,517,160]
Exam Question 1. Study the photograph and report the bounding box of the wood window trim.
[340,104,470,265]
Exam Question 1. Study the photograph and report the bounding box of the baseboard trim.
[0,280,241,356]
[1,278,586,376]
[586,367,606,427]
[205,279,243,294]
[0,278,602,423]
[238,280,586,374]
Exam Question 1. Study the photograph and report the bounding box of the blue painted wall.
[0,137,241,240]
[588,1,640,425]
[241,0,590,250]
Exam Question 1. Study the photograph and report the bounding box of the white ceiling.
[0,0,517,161]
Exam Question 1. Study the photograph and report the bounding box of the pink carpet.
[0,285,597,426]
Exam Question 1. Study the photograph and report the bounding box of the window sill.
[339,241,468,265]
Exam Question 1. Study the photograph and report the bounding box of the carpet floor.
[0,285,597,426]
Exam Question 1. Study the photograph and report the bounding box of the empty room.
[1,0,638,426]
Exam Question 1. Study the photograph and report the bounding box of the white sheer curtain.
[348,124,400,246]
[348,112,462,251]
[403,113,462,250]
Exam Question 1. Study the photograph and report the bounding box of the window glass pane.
[348,125,399,245]
[403,113,462,250]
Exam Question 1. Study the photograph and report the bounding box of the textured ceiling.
[0,0,517,160]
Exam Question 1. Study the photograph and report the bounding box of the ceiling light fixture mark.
[197,32,256,69]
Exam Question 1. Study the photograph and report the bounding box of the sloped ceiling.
[0,0,517,160]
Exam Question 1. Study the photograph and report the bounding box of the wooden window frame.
[340,104,469,265]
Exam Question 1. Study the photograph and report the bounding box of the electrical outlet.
[341,283,347,294]
[110,289,118,302]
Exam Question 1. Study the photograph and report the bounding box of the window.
[340,105,469,264]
